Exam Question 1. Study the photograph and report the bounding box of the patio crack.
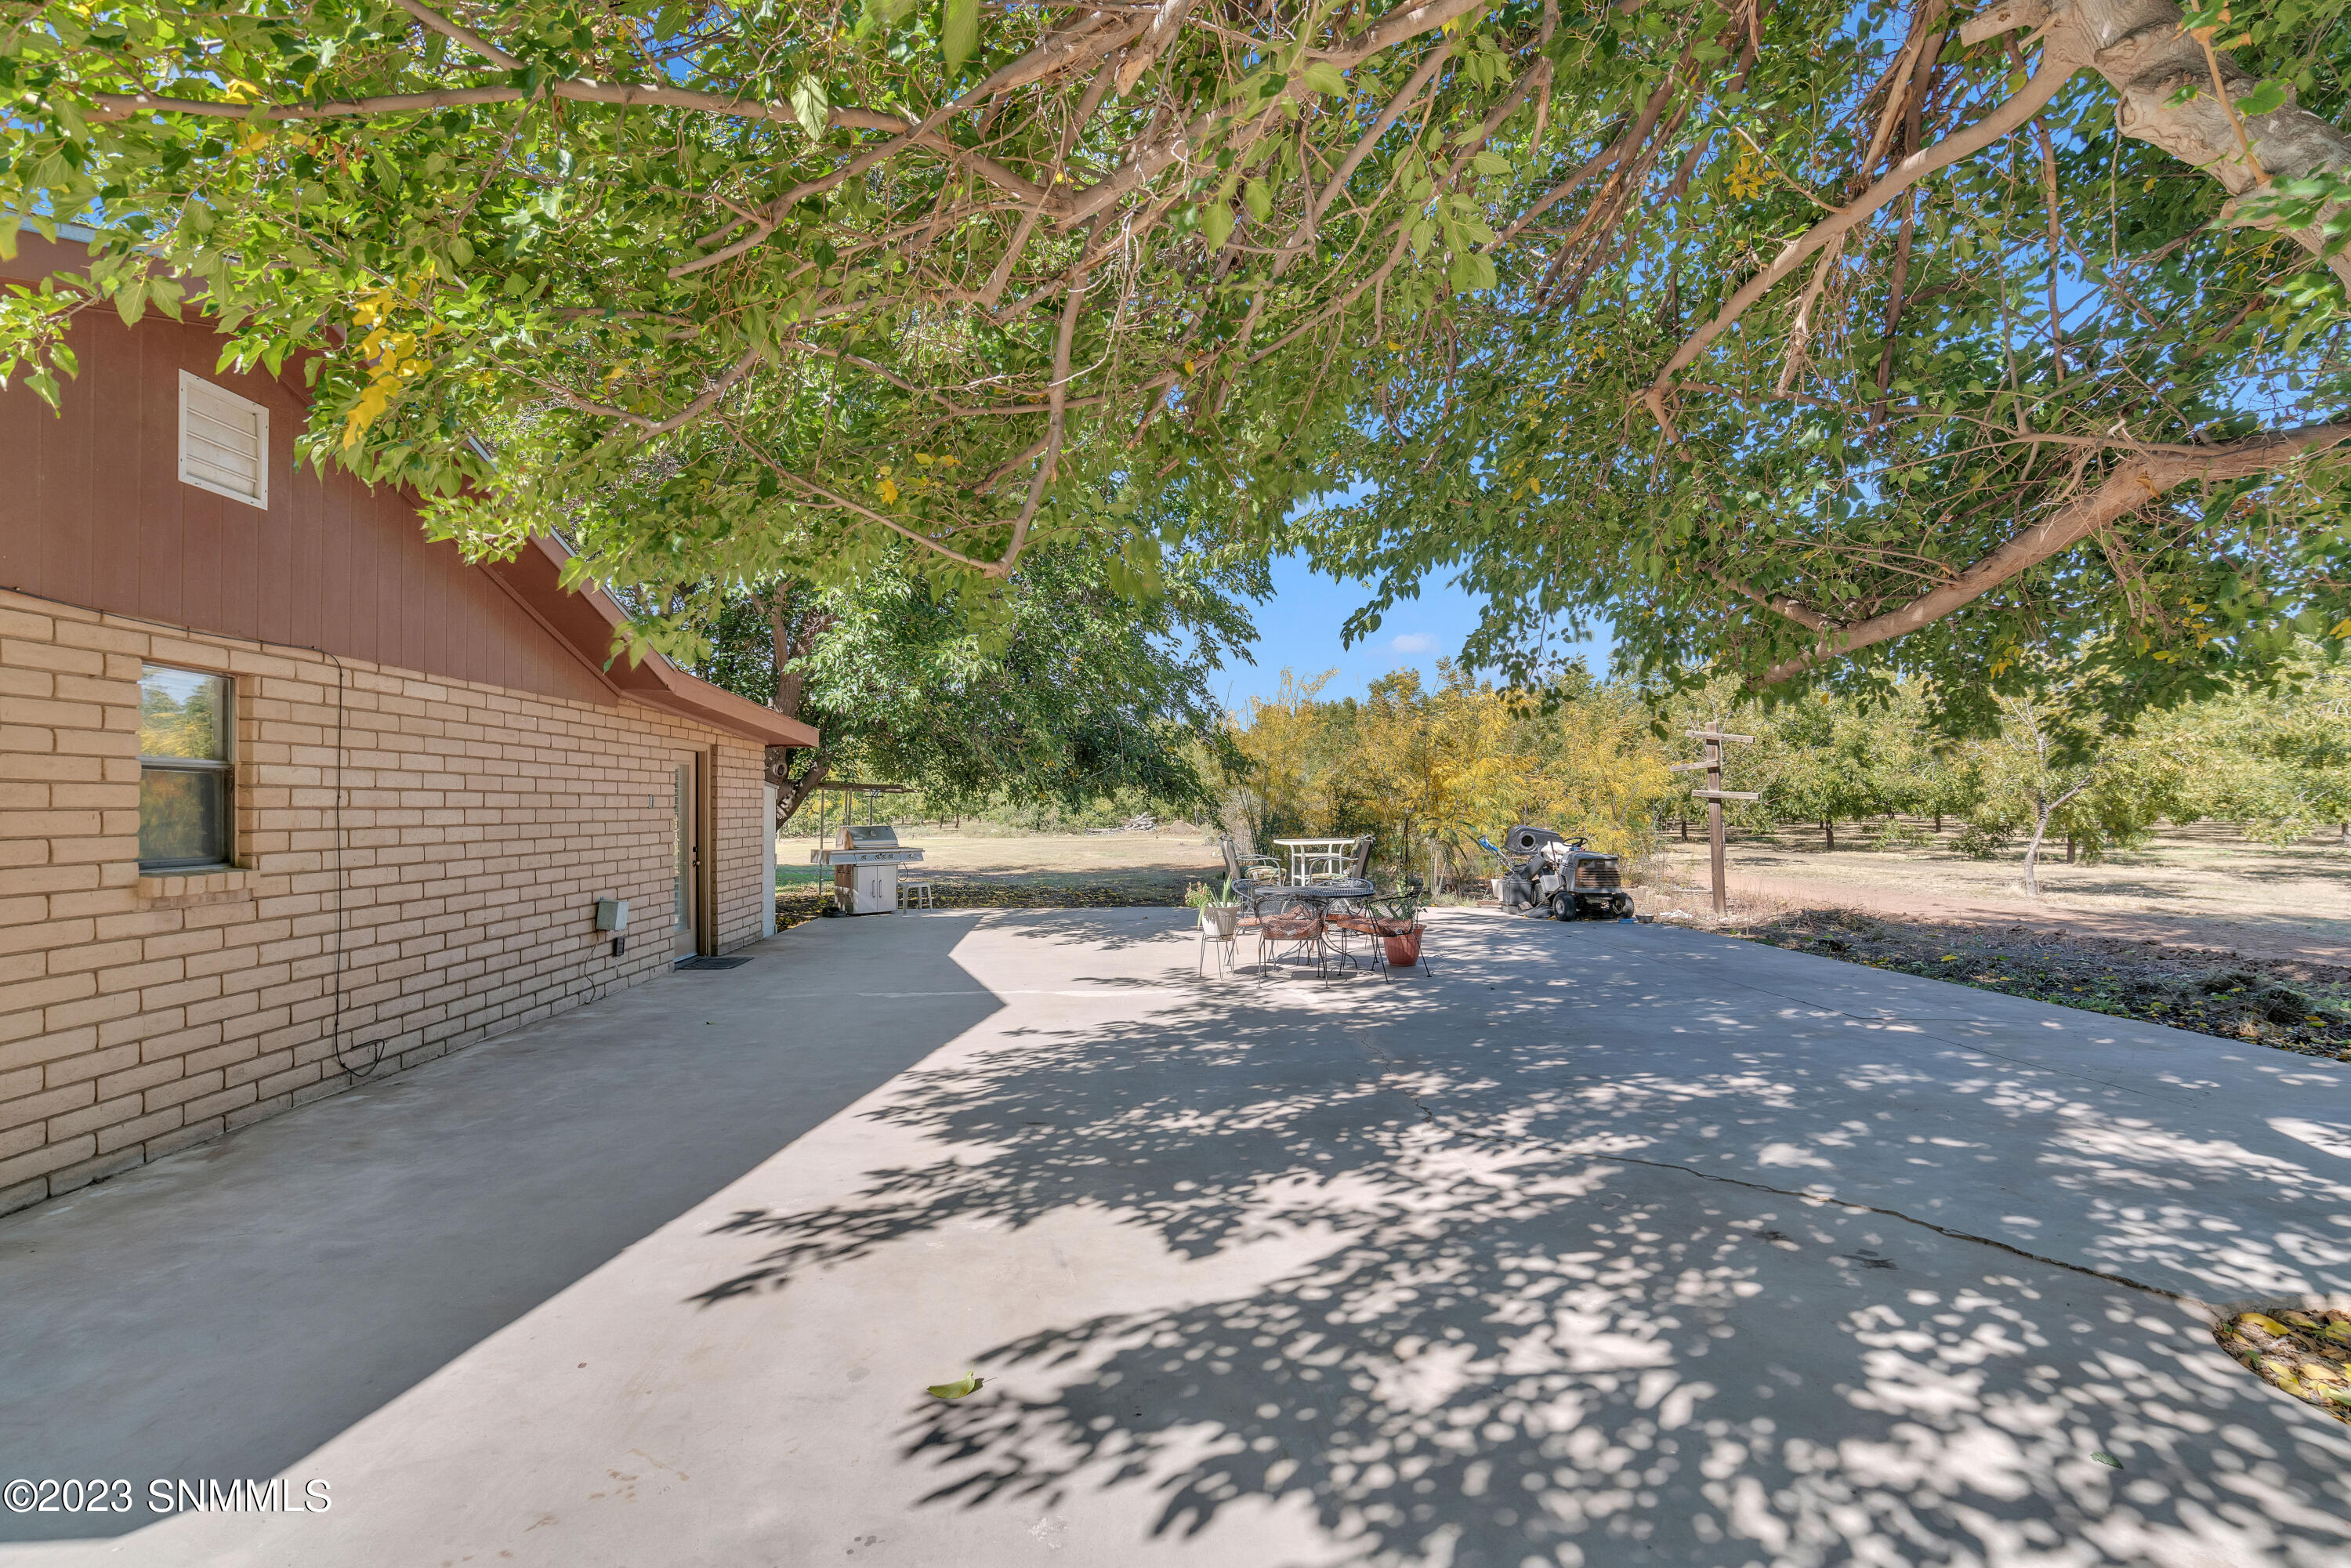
[1346,1030,2185,1305]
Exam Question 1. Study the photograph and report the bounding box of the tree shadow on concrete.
[689,917,2351,1562]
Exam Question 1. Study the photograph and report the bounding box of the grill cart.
[810,824,926,915]
[1477,824,1634,922]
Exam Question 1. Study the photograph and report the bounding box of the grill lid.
[839,824,901,850]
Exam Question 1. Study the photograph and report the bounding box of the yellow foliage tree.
[1225,668,1339,851]
[1226,662,1678,890]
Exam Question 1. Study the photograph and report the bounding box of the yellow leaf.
[875,477,899,504]
[342,380,395,448]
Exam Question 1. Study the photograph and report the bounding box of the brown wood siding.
[0,309,610,706]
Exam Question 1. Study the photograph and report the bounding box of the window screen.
[139,665,234,870]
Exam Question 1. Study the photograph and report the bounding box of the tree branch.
[1491,61,1680,252]
[997,274,1093,576]
[541,348,763,435]
[390,0,523,71]
[1758,420,2351,682]
[1643,60,2080,423]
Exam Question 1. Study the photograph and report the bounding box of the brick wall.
[0,587,770,1215]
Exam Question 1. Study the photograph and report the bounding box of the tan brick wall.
[0,588,770,1215]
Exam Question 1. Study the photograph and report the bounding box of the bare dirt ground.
[1655,820,2351,965]
[775,823,1222,926]
[1641,820,2351,1063]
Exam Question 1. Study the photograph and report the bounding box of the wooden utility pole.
[1672,725,1758,914]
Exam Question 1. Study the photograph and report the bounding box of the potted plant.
[1377,881,1426,968]
[1186,878,1240,938]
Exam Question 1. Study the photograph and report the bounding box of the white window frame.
[177,370,270,510]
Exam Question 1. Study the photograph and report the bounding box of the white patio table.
[1269,837,1359,885]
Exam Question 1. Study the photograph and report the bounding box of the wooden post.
[1707,731,1726,914]
[1675,729,1759,917]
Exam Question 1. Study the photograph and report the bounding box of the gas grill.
[809,824,925,915]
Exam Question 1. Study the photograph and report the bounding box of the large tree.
[4,0,2346,695]
[641,540,1262,824]
[1301,0,2351,725]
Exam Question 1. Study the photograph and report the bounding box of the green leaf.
[790,74,831,142]
[1201,201,1235,252]
[1243,177,1272,223]
[940,0,979,77]
[1300,62,1349,96]
[2235,80,2289,118]
[1471,150,1511,177]
[926,1369,984,1400]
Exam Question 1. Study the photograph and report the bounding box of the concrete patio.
[3,909,2348,1566]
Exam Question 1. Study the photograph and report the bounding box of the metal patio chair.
[1255,907,1328,983]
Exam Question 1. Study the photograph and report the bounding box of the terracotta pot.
[1200,906,1239,938]
[1382,927,1423,967]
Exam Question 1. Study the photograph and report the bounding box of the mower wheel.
[1610,893,1633,919]
[1548,892,1572,921]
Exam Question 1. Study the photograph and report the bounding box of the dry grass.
[773,822,1223,928]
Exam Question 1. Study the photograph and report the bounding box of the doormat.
[673,955,752,971]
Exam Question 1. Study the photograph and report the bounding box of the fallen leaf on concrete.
[926,1371,984,1400]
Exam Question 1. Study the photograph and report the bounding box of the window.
[139,665,234,871]
[178,371,270,509]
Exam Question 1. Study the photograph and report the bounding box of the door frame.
[761,782,780,939]
[694,745,719,956]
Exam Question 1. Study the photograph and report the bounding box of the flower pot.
[1200,906,1238,939]
[1382,927,1423,968]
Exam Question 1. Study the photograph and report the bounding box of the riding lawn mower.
[1476,824,1635,922]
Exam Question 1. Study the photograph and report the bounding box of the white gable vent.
[178,371,270,510]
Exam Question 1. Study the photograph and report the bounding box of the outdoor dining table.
[1268,837,1360,885]
[1247,882,1367,913]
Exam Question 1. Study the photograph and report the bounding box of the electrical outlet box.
[595,897,629,932]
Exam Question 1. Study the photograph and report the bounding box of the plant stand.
[1195,905,1240,977]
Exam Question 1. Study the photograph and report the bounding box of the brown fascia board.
[6,225,818,751]
[2,225,104,284]
[484,536,820,750]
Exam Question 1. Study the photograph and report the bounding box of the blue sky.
[1219,550,1614,714]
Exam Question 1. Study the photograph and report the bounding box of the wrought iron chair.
[1254,907,1328,982]
[1219,835,1284,896]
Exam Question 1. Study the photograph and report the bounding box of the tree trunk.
[2065,832,2075,864]
[1823,819,1835,852]
[1680,817,1689,841]
[768,753,831,827]
[1934,812,1942,834]
[1970,0,2351,291]
[769,588,804,722]
[2021,771,2098,898]
[2341,821,2348,848]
